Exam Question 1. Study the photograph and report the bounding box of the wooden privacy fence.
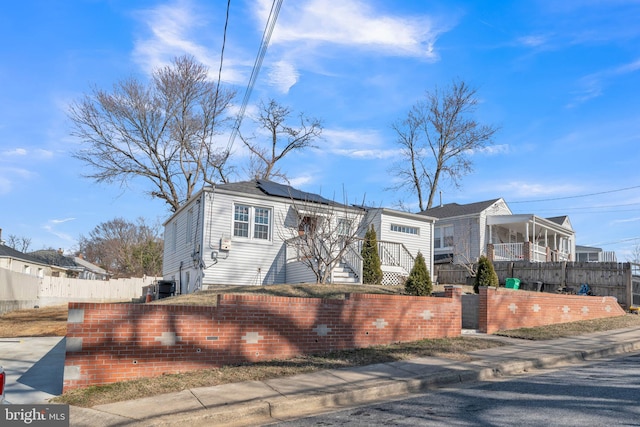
[436,261,638,309]
[0,267,158,314]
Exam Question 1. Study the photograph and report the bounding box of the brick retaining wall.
[479,287,625,334]
[63,286,462,391]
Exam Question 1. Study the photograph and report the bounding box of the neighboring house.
[74,255,110,280]
[162,180,436,293]
[420,198,575,265]
[30,249,84,278]
[0,244,49,278]
[576,245,617,263]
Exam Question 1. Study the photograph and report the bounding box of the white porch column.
[525,223,529,242]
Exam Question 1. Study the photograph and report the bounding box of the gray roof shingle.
[419,198,502,219]
[0,244,48,265]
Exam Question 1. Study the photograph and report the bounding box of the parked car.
[0,366,6,404]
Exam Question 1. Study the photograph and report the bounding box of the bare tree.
[69,55,236,212]
[6,234,32,253]
[389,79,499,211]
[78,217,163,278]
[630,242,640,264]
[239,99,322,181]
[279,194,371,284]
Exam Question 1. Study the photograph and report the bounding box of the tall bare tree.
[239,99,322,181]
[78,217,163,278]
[69,55,236,212]
[389,79,499,211]
[6,234,32,253]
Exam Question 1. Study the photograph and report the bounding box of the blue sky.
[1,0,639,260]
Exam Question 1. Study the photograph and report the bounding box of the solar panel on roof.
[257,180,333,205]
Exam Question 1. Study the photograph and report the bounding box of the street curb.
[76,341,640,426]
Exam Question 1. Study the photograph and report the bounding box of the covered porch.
[486,214,574,262]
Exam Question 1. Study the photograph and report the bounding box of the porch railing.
[338,243,363,283]
[354,239,415,274]
[493,243,524,261]
[532,244,547,262]
[493,242,571,262]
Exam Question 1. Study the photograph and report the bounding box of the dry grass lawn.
[0,305,68,337]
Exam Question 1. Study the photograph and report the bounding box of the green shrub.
[361,225,383,285]
[404,251,432,296]
[473,255,499,293]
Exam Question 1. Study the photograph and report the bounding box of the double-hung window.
[434,225,454,249]
[254,207,270,239]
[234,204,271,241]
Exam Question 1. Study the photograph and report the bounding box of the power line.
[214,0,231,101]
[588,236,640,247]
[508,185,640,204]
[195,0,231,186]
[517,201,640,212]
[226,0,283,153]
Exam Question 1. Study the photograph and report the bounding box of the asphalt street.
[270,352,640,426]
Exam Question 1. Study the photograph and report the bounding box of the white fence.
[0,267,159,314]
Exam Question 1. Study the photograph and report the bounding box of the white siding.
[374,209,435,281]
[200,190,290,286]
[285,260,317,284]
[163,188,437,290]
[162,191,205,293]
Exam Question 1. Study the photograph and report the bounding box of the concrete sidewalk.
[0,336,65,404]
[66,326,640,427]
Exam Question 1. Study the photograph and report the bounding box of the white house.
[0,244,49,278]
[162,180,436,293]
[420,198,575,265]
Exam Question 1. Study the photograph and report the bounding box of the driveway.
[0,336,66,404]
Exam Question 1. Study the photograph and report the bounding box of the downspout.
[207,186,217,249]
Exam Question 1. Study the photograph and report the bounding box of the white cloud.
[611,216,640,225]
[471,144,510,156]
[42,218,77,245]
[288,175,314,188]
[321,128,398,159]
[496,181,582,198]
[267,60,300,93]
[267,0,443,58]
[50,218,76,225]
[517,34,548,48]
[569,58,640,107]
[132,0,244,83]
[251,0,450,93]
[4,148,27,156]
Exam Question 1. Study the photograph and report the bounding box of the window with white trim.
[186,208,193,243]
[171,221,177,252]
[254,207,270,239]
[434,225,454,249]
[337,218,352,236]
[233,204,271,241]
[390,224,419,235]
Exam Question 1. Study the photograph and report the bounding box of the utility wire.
[226,0,283,153]
[508,185,640,203]
[215,0,231,102]
[589,236,640,246]
[523,202,640,212]
[195,0,231,187]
